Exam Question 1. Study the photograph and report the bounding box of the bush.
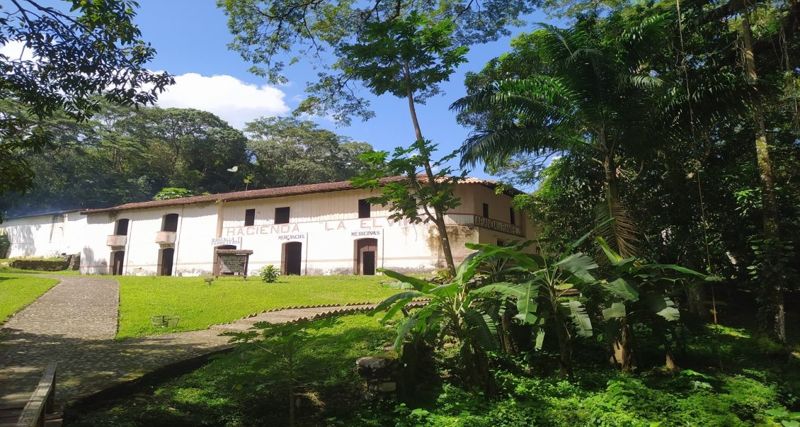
[9,258,69,271]
[260,265,279,283]
[0,233,9,258]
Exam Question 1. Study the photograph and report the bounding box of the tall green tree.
[219,0,533,123]
[117,108,249,194]
[2,106,250,215]
[480,0,800,342]
[0,0,172,198]
[731,1,795,343]
[453,16,665,257]
[243,117,372,187]
[342,13,470,275]
[354,140,465,274]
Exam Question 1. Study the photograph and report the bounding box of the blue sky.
[132,1,552,179]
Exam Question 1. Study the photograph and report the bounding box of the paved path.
[0,276,376,412]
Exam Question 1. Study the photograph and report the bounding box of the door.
[362,251,376,275]
[354,238,378,275]
[160,248,175,276]
[282,242,302,275]
[112,251,125,275]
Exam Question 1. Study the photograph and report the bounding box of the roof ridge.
[80,175,515,214]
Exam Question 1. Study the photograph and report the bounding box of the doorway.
[159,247,175,276]
[111,251,125,275]
[282,242,302,275]
[354,238,378,275]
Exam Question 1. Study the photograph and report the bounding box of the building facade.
[2,178,534,276]
[0,210,87,258]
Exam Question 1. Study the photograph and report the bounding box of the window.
[510,208,516,225]
[358,199,371,218]
[115,219,130,236]
[162,214,179,232]
[275,207,290,224]
[482,203,489,218]
[244,209,256,226]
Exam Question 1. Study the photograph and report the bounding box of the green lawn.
[117,275,403,338]
[0,273,59,323]
[66,315,799,427]
[0,266,81,275]
[68,314,395,426]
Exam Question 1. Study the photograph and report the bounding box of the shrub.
[260,265,279,283]
[0,233,9,258]
[9,258,69,271]
[153,187,195,200]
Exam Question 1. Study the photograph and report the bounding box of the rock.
[377,382,397,392]
[355,356,398,380]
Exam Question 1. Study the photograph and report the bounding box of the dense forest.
[452,0,800,344]
[0,107,373,216]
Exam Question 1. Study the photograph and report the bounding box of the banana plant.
[373,254,500,393]
[595,236,715,372]
[468,242,598,377]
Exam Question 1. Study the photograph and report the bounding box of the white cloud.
[1,40,35,61]
[156,73,290,128]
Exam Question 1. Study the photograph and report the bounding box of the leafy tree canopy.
[244,117,373,187]
[0,0,172,196]
[1,107,372,218]
[219,0,535,124]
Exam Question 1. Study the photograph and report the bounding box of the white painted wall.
[80,203,219,275]
[71,183,536,276]
[1,211,86,258]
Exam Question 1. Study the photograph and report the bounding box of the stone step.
[210,323,255,333]
[209,304,380,333]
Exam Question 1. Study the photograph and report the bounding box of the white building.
[0,210,87,258]
[2,178,534,276]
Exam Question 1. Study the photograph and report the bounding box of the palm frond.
[594,199,639,258]
[563,300,593,337]
[463,308,499,351]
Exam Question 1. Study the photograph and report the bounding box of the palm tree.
[452,15,665,257]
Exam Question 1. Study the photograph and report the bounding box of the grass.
[66,314,800,427]
[0,273,59,324]
[0,266,81,275]
[117,275,403,338]
[67,314,395,426]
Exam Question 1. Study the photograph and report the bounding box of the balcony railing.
[154,231,177,245]
[447,213,523,237]
[106,235,127,247]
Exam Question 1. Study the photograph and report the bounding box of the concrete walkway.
[0,275,377,411]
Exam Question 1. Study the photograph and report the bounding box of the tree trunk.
[552,307,573,377]
[431,200,457,275]
[403,65,457,275]
[664,324,680,372]
[741,10,786,343]
[500,306,517,355]
[686,286,706,320]
[665,349,679,372]
[612,318,635,372]
[471,343,496,395]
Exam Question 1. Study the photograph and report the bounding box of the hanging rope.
[675,0,717,323]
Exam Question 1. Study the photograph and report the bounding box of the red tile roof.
[80,176,520,214]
